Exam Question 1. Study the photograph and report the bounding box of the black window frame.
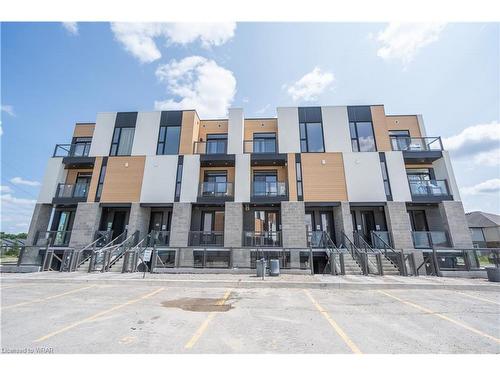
[253,132,277,153]
[157,124,181,155]
[379,153,392,200]
[349,121,377,152]
[110,127,135,156]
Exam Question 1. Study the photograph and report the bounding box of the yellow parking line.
[454,290,500,306]
[33,287,165,343]
[378,290,500,344]
[2,285,95,310]
[303,289,362,354]
[184,289,232,349]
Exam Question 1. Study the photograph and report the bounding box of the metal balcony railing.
[53,142,92,158]
[243,231,282,247]
[409,179,449,197]
[193,140,228,154]
[412,231,451,249]
[149,230,170,247]
[371,231,392,248]
[243,139,278,154]
[390,137,443,152]
[198,182,234,198]
[55,182,89,199]
[188,231,224,247]
[252,181,287,197]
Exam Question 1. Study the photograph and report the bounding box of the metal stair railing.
[89,231,134,272]
[71,234,111,272]
[104,232,139,272]
[341,231,368,275]
[123,232,155,275]
[370,231,408,276]
[352,231,382,275]
[321,231,345,275]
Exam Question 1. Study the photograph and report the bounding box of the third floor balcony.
[197,181,234,202]
[251,181,288,202]
[408,179,452,202]
[52,182,89,204]
[391,136,443,163]
[53,141,95,168]
[193,139,235,167]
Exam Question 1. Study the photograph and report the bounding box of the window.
[470,228,485,242]
[157,125,181,155]
[350,121,376,152]
[300,122,324,152]
[379,153,392,199]
[389,130,411,150]
[253,171,278,196]
[409,210,429,231]
[71,137,92,157]
[295,155,303,200]
[95,162,107,201]
[202,171,228,196]
[110,127,135,156]
[253,133,276,153]
[407,168,432,181]
[206,134,227,154]
[174,156,183,202]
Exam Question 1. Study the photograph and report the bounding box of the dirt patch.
[161,297,233,312]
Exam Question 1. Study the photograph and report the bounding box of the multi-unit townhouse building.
[26,105,473,274]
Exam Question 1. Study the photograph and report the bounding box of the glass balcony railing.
[35,230,72,247]
[409,179,449,197]
[390,137,443,152]
[188,231,224,247]
[243,231,282,247]
[55,182,89,199]
[252,181,287,197]
[243,139,278,154]
[53,143,92,158]
[198,182,234,198]
[193,140,228,154]
[412,231,450,248]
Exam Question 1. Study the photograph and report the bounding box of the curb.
[2,277,499,291]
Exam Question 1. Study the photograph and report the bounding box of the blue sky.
[1,22,499,233]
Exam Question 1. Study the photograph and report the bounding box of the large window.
[206,134,227,154]
[253,133,276,153]
[350,121,376,152]
[157,125,181,155]
[110,127,135,156]
[253,171,278,196]
[299,122,324,152]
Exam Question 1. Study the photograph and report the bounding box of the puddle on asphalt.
[161,297,233,312]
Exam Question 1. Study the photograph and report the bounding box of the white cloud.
[1,104,15,117]
[1,194,36,233]
[62,22,79,35]
[443,122,500,166]
[110,22,236,63]
[284,67,335,102]
[375,23,446,66]
[461,179,500,195]
[0,185,13,193]
[154,56,236,118]
[10,177,41,187]
[255,104,271,115]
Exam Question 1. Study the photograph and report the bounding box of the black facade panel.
[115,112,138,128]
[160,110,183,126]
[347,106,372,122]
[298,107,322,123]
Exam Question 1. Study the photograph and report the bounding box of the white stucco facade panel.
[180,155,200,202]
[433,150,461,201]
[322,106,352,152]
[37,158,67,204]
[227,108,244,155]
[234,153,251,202]
[140,155,178,203]
[384,151,412,202]
[89,112,116,156]
[277,107,300,153]
[343,152,387,202]
[132,111,161,156]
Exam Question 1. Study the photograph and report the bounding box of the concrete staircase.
[107,255,124,272]
[340,252,363,275]
[367,253,400,275]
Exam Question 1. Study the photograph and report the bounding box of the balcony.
[408,179,453,202]
[244,140,287,166]
[52,182,89,204]
[188,231,224,247]
[251,181,288,202]
[391,137,443,162]
[243,231,282,247]
[53,143,95,168]
[193,140,234,167]
[412,231,451,249]
[197,182,234,203]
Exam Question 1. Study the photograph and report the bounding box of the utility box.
[256,259,267,277]
[269,259,280,276]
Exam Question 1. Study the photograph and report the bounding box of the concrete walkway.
[1,272,499,290]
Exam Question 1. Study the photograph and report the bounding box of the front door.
[53,211,73,246]
[111,211,127,239]
[149,211,164,232]
[319,211,335,243]
[361,211,376,244]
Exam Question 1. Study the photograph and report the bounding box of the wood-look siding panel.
[301,153,347,202]
[371,105,391,152]
[198,120,228,141]
[386,115,422,138]
[179,110,200,155]
[86,157,102,203]
[287,154,297,201]
[100,156,145,203]
[73,124,95,138]
[244,119,278,141]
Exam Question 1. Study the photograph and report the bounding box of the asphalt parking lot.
[1,279,499,354]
